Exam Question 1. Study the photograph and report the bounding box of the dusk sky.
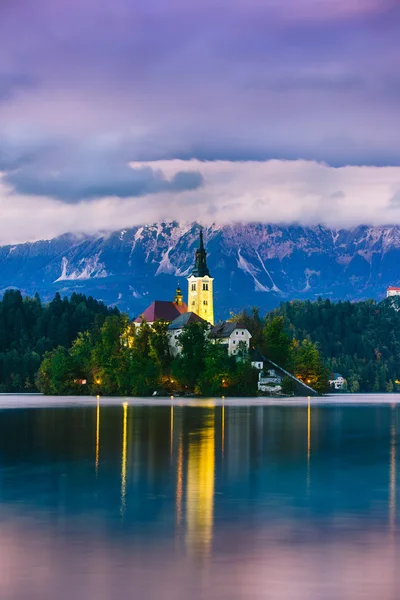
[1,0,400,243]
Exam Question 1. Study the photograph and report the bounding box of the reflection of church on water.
[96,401,385,557]
[93,402,273,557]
[94,402,257,557]
[174,405,216,558]
[95,401,222,557]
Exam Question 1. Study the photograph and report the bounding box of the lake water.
[1,395,400,599]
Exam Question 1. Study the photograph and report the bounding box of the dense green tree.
[196,343,233,396]
[291,339,330,394]
[263,316,292,367]
[230,358,259,397]
[90,315,128,395]
[171,322,209,392]
[37,347,76,395]
[0,290,118,392]
[267,297,400,393]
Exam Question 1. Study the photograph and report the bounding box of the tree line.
[0,290,342,396]
[238,297,400,393]
[0,289,118,392]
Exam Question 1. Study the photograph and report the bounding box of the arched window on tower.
[203,283,209,291]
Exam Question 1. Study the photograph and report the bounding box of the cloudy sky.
[1,0,400,243]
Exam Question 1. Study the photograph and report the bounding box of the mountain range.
[1,222,399,320]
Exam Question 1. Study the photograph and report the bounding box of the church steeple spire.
[191,227,210,277]
[187,226,214,324]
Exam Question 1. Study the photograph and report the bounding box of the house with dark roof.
[168,312,207,356]
[209,321,252,356]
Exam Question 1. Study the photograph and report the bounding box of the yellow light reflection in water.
[186,410,215,560]
[95,398,100,476]
[176,434,183,527]
[221,405,225,458]
[307,399,311,489]
[121,402,128,516]
[389,406,396,533]
[170,406,174,460]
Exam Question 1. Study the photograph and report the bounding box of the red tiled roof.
[134,300,188,323]
[388,286,400,291]
[175,302,188,315]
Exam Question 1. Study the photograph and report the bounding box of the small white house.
[209,322,252,356]
[387,286,400,298]
[329,373,345,390]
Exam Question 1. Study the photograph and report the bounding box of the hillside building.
[387,286,400,298]
[329,373,345,390]
[209,322,252,355]
[250,349,318,396]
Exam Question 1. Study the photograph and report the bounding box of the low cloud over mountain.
[1,160,400,244]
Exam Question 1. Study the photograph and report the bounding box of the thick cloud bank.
[1,159,400,244]
[0,0,399,242]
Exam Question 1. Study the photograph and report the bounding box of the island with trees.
[2,289,400,396]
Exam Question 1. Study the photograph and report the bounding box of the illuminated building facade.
[187,228,215,325]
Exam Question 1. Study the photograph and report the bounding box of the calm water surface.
[0,396,399,599]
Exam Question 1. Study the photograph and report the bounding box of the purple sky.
[0,0,400,242]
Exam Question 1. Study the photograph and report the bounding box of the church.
[134,228,252,356]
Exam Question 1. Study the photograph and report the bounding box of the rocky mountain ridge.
[1,222,399,319]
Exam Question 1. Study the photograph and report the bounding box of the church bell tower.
[187,228,214,324]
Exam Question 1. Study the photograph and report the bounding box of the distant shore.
[0,393,400,410]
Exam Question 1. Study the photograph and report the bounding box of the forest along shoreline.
[2,289,400,396]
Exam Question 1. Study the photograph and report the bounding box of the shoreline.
[0,393,399,409]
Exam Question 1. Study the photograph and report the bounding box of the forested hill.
[0,290,119,392]
[269,297,400,393]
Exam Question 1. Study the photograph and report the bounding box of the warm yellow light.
[307,400,311,490]
[170,405,174,460]
[95,398,100,475]
[96,378,101,385]
[186,410,215,559]
[176,434,183,526]
[170,395,174,399]
[121,403,128,516]
[395,380,400,385]
[221,404,225,457]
